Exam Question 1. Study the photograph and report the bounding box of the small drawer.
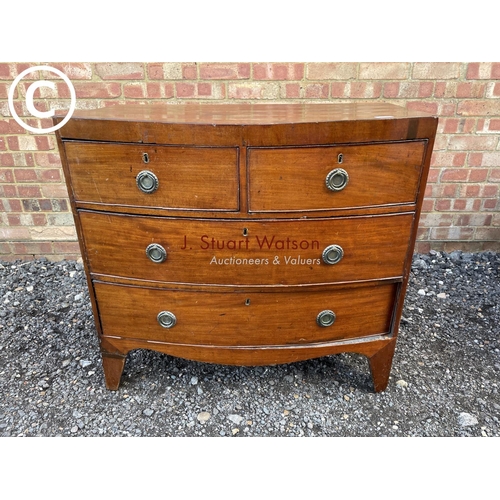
[248,141,426,212]
[64,142,239,211]
[80,211,414,285]
[94,282,397,346]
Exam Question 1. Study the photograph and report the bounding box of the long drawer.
[248,141,426,212]
[80,211,414,285]
[64,142,239,211]
[94,281,398,346]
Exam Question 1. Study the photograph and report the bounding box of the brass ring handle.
[146,243,167,263]
[157,311,176,328]
[136,170,159,194]
[326,168,349,192]
[322,244,344,265]
[317,310,336,327]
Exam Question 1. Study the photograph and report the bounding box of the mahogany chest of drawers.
[54,102,437,392]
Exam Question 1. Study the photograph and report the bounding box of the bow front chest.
[54,103,437,391]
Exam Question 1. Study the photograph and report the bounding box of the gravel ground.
[0,250,498,437]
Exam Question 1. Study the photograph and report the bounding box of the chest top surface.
[54,102,437,145]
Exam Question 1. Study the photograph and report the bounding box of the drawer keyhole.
[338,153,343,164]
[142,152,150,164]
[243,228,249,237]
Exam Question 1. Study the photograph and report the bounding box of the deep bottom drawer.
[94,282,398,346]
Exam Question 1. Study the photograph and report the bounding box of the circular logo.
[8,65,76,134]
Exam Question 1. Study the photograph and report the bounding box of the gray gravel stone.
[0,254,499,437]
[458,413,478,427]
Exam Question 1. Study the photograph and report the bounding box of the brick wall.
[1,62,499,261]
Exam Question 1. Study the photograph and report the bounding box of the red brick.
[40,184,69,198]
[458,100,500,116]
[34,153,62,168]
[482,185,498,197]
[489,168,500,181]
[468,153,483,167]
[0,169,14,182]
[483,199,498,209]
[448,135,497,151]
[427,168,440,182]
[430,227,474,240]
[7,214,21,225]
[468,169,488,182]
[457,214,492,227]
[421,199,434,212]
[0,82,17,99]
[0,226,30,240]
[488,119,500,131]
[307,63,357,80]
[253,63,304,80]
[14,168,38,182]
[305,83,329,99]
[0,185,17,197]
[348,82,382,98]
[435,199,451,211]
[11,242,54,256]
[197,83,212,96]
[18,186,42,197]
[414,241,431,253]
[467,63,498,79]
[475,227,500,240]
[47,63,92,80]
[182,64,197,79]
[176,82,195,97]
[123,83,145,98]
[52,241,81,256]
[416,227,430,240]
[463,185,481,197]
[95,63,144,80]
[0,138,5,151]
[433,81,447,97]
[146,83,161,98]
[40,169,61,182]
[32,214,47,225]
[406,101,438,114]
[441,118,459,134]
[331,82,347,98]
[0,63,14,79]
[228,82,279,99]
[488,83,500,97]
[441,118,476,134]
[75,82,121,98]
[35,136,52,151]
[383,82,399,98]
[163,83,175,98]
[285,83,300,98]
[440,168,469,182]
[431,183,458,197]
[413,62,461,79]
[359,63,409,79]
[439,102,457,116]
[199,63,250,80]
[147,63,163,79]
[457,82,486,98]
